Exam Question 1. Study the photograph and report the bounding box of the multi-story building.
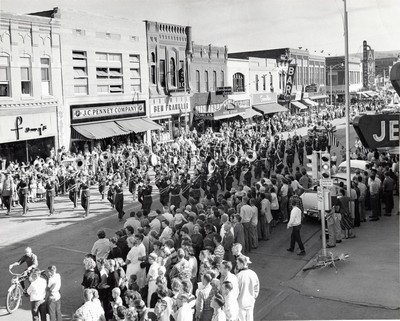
[326,56,363,104]
[145,21,191,142]
[30,7,155,151]
[0,11,62,166]
[190,43,231,133]
[229,48,328,111]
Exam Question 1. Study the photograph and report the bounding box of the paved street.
[0,119,399,320]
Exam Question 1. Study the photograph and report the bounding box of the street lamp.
[329,63,344,106]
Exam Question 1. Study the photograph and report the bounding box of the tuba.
[143,145,151,156]
[245,150,257,163]
[121,149,131,161]
[75,156,85,170]
[100,151,110,163]
[208,159,216,174]
[226,154,238,166]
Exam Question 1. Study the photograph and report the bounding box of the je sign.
[284,64,297,96]
[353,114,399,149]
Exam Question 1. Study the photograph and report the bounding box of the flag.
[327,131,339,148]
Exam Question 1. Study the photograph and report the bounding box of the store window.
[255,74,259,91]
[204,71,209,92]
[130,54,141,92]
[196,70,200,93]
[170,57,176,87]
[95,52,123,94]
[20,57,31,96]
[73,50,88,95]
[213,71,217,91]
[150,52,156,85]
[0,56,10,97]
[41,58,51,96]
[160,59,166,87]
[233,72,244,93]
[220,70,224,87]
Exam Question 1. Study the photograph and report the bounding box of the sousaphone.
[208,159,216,174]
[226,154,238,167]
[245,150,257,163]
[149,154,159,167]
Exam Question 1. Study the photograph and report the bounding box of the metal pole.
[320,184,327,258]
[184,56,188,134]
[330,66,333,106]
[344,0,351,195]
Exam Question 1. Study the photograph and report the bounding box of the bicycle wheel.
[5,285,22,313]
[303,263,324,271]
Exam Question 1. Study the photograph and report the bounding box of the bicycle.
[6,267,29,313]
[303,252,349,272]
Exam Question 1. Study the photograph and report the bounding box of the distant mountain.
[351,50,400,59]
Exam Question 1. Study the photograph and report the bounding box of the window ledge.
[0,97,13,101]
[41,95,55,100]
[21,96,34,100]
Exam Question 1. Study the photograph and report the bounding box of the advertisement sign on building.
[252,93,277,105]
[367,49,375,86]
[285,64,297,96]
[353,113,399,148]
[362,40,375,89]
[0,112,57,144]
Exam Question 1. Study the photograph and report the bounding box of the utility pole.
[344,0,351,195]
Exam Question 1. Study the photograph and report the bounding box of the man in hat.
[114,182,125,221]
[148,210,160,234]
[236,255,259,321]
[140,179,153,213]
[170,177,182,209]
[158,171,170,207]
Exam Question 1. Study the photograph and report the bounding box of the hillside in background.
[351,50,400,59]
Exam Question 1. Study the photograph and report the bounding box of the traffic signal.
[321,153,331,179]
[306,152,318,179]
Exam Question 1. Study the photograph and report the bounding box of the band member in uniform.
[298,137,304,166]
[235,158,242,184]
[158,172,170,207]
[141,179,153,212]
[45,178,56,216]
[68,174,78,208]
[254,157,263,180]
[243,163,253,186]
[225,167,234,193]
[107,183,116,208]
[114,182,125,221]
[181,169,191,202]
[208,172,219,201]
[191,170,202,202]
[169,177,182,209]
[217,160,226,191]
[128,168,138,201]
[98,170,107,200]
[80,177,90,217]
[17,175,29,215]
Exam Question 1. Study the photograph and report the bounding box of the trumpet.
[100,151,110,163]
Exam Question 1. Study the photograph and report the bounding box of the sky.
[1,0,400,56]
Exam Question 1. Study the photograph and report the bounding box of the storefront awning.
[253,103,287,114]
[309,95,328,100]
[302,98,318,107]
[214,112,245,120]
[241,108,263,119]
[291,101,308,110]
[72,121,129,140]
[116,117,162,132]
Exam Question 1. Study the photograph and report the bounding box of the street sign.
[353,113,399,148]
[321,179,333,187]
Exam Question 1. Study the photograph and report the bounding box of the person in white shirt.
[27,269,47,321]
[221,281,238,321]
[47,265,62,321]
[74,288,106,321]
[91,230,110,261]
[211,293,227,321]
[172,293,193,321]
[236,256,259,321]
[159,220,173,242]
[286,200,306,255]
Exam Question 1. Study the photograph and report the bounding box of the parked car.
[301,184,339,219]
[332,160,369,181]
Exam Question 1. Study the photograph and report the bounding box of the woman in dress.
[125,234,146,290]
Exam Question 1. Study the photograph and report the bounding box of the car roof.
[336,160,369,170]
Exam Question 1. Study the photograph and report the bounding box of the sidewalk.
[281,196,400,309]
